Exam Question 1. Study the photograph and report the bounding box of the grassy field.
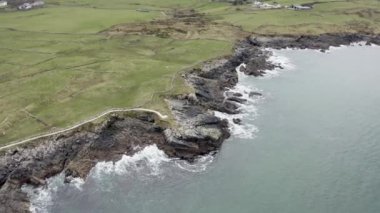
[0,0,379,145]
[202,0,380,35]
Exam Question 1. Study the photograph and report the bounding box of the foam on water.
[327,42,380,53]
[22,173,83,213]
[70,177,85,190]
[275,42,379,54]
[174,153,215,173]
[22,44,380,213]
[261,50,295,79]
[215,110,258,139]
[215,50,295,139]
[90,144,170,178]
[24,49,296,212]
[24,144,218,212]
[214,64,261,139]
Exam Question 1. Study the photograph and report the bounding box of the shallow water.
[25,45,380,213]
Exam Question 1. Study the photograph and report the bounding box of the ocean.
[23,44,380,213]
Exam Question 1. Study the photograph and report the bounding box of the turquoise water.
[26,45,380,213]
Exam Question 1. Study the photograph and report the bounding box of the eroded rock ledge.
[1,33,379,212]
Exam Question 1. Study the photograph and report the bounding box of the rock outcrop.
[250,33,380,50]
[1,33,380,212]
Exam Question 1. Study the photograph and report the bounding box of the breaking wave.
[23,144,216,212]
[327,41,380,53]
[23,50,295,213]
[215,50,294,139]
[90,144,170,178]
[214,64,261,139]
[174,153,215,173]
[261,50,295,79]
[22,174,84,213]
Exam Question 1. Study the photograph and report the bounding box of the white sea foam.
[266,41,379,53]
[23,143,219,212]
[91,144,170,178]
[23,145,170,213]
[322,42,379,53]
[22,173,82,213]
[215,110,258,139]
[214,63,266,139]
[217,85,261,139]
[236,63,247,80]
[90,144,217,177]
[22,50,296,212]
[216,50,294,139]
[70,177,85,190]
[174,153,215,173]
[327,44,351,52]
[261,50,295,79]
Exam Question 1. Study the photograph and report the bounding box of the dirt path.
[0,108,168,151]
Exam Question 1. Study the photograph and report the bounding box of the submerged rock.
[227,96,247,104]
[233,118,242,125]
[249,33,380,50]
[225,91,243,97]
[249,91,262,97]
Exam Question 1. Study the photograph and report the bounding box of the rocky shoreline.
[1,33,379,212]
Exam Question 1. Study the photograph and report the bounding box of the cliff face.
[1,34,380,212]
[0,39,271,213]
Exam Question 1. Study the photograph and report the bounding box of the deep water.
[24,45,380,213]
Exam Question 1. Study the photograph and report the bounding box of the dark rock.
[225,92,243,99]
[233,92,243,97]
[249,91,262,97]
[233,118,242,125]
[29,176,46,186]
[9,168,32,186]
[195,115,221,126]
[227,96,247,104]
[137,114,155,122]
[11,150,19,156]
[218,101,240,114]
[249,33,378,51]
[2,33,379,212]
[150,125,164,132]
[0,168,9,187]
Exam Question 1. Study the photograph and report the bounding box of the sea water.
[24,45,380,213]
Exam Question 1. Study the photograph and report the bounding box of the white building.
[0,0,7,8]
[18,1,44,10]
[253,1,282,9]
[31,1,44,7]
[288,4,312,10]
[18,3,32,10]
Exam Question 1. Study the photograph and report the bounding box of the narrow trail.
[0,108,168,151]
[0,61,182,152]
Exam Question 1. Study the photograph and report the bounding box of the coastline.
[1,33,380,212]
[0,108,169,152]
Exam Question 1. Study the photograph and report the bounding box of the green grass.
[0,0,379,145]
[0,27,232,144]
[205,0,380,35]
[0,7,161,33]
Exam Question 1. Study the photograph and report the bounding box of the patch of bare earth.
[101,9,249,41]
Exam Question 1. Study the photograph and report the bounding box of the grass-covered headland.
[0,0,379,145]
